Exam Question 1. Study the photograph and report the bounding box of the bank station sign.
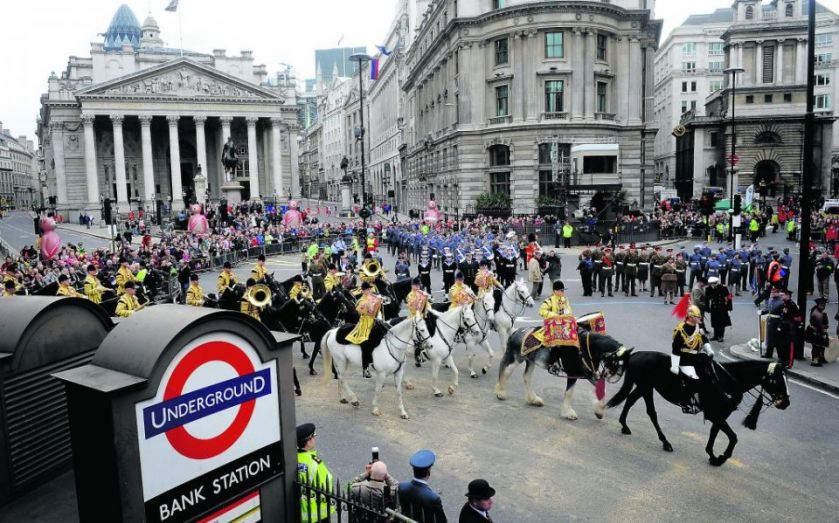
[135,333,282,522]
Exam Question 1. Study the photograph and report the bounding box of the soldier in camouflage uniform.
[649,246,666,298]
[623,244,639,296]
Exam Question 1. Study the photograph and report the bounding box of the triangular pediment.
[77,58,283,102]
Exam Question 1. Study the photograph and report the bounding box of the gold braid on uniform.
[673,322,703,352]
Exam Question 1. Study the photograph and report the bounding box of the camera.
[371,447,380,463]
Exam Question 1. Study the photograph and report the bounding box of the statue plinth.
[341,178,353,218]
[221,181,243,206]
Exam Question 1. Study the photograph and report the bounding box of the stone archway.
[754,160,780,196]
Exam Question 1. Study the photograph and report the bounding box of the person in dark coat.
[704,276,732,342]
[458,479,496,523]
[398,450,447,523]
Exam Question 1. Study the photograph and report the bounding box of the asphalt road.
[0,211,111,252]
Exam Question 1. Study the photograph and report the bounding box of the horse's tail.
[606,372,635,409]
[321,331,333,385]
[742,396,763,430]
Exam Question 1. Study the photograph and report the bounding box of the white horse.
[322,314,431,419]
[492,280,535,350]
[463,291,497,378]
[424,305,482,396]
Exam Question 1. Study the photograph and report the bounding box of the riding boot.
[681,378,701,415]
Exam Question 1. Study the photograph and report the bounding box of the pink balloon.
[40,217,61,260]
[187,204,210,235]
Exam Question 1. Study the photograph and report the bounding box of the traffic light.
[103,198,113,225]
[358,207,371,219]
[733,194,742,215]
[700,193,713,215]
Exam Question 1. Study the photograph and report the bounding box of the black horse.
[605,352,791,466]
[495,328,627,420]
[261,297,331,375]
[373,278,412,319]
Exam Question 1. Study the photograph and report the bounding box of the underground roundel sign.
[135,332,282,522]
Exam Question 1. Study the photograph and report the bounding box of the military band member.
[251,254,268,283]
[324,264,342,293]
[84,264,105,304]
[406,277,431,367]
[240,278,263,320]
[637,246,650,292]
[475,260,502,298]
[599,248,615,297]
[670,305,715,413]
[289,274,307,301]
[417,253,432,292]
[532,280,572,347]
[2,280,16,297]
[115,257,137,295]
[57,274,85,298]
[442,252,457,292]
[186,273,204,306]
[649,247,666,298]
[448,272,474,309]
[623,244,639,296]
[346,281,383,376]
[217,261,237,295]
[115,281,142,317]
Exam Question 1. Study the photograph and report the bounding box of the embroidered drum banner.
[544,315,579,347]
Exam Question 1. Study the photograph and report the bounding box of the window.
[746,95,754,104]
[784,92,793,102]
[681,43,696,56]
[690,100,697,111]
[493,0,506,9]
[545,32,564,58]
[682,62,696,73]
[490,172,510,196]
[764,94,773,103]
[691,81,697,92]
[489,145,510,166]
[762,46,776,83]
[709,61,724,72]
[708,42,724,56]
[816,34,833,48]
[583,156,617,174]
[816,53,832,65]
[710,132,719,147]
[681,100,689,113]
[681,81,688,93]
[597,81,608,112]
[495,85,509,116]
[709,80,723,92]
[597,34,608,61]
[545,80,564,112]
[745,6,754,19]
[816,94,831,110]
[538,171,553,198]
[786,3,794,17]
[816,73,831,85]
[494,38,508,65]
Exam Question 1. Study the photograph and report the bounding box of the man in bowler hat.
[398,449,447,522]
[459,479,496,522]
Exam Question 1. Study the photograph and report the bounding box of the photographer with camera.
[348,447,400,523]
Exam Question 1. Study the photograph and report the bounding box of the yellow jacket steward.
[345,294,379,344]
[84,274,103,304]
[217,271,237,294]
[240,289,262,319]
[475,270,500,297]
[533,294,572,346]
[115,293,141,317]
[251,263,267,282]
[57,284,85,298]
[186,284,204,306]
[115,266,137,294]
[324,272,342,292]
[297,449,334,522]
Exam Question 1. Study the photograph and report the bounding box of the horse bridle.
[500,284,530,321]
[470,296,493,341]
[381,316,431,372]
[435,307,478,358]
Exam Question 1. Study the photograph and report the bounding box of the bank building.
[38,4,300,218]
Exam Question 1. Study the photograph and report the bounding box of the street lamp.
[724,66,745,244]
[349,52,371,225]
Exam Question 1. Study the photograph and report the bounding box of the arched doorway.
[754,160,780,197]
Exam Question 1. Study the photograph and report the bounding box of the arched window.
[755,131,782,145]
[488,144,510,166]
[785,3,794,17]
[745,5,754,20]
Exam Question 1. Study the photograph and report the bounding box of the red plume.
[672,292,691,319]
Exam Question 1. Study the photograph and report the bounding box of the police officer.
[296,423,334,523]
[688,246,704,290]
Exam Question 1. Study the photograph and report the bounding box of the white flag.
[165,0,178,12]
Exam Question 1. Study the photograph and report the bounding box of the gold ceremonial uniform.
[533,294,573,346]
[406,289,430,316]
[448,281,473,310]
[115,293,141,317]
[289,283,305,301]
[324,272,342,293]
[217,271,237,294]
[251,263,267,282]
[115,266,137,295]
[240,289,262,319]
[2,290,16,297]
[186,284,204,306]
[345,294,380,344]
[84,274,104,304]
[57,284,85,298]
[3,274,19,288]
[475,269,500,297]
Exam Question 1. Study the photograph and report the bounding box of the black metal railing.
[296,477,429,523]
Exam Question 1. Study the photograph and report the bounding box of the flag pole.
[178,0,184,57]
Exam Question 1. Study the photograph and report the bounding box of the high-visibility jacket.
[787,220,796,233]
[297,450,334,523]
[749,220,760,232]
[562,224,573,238]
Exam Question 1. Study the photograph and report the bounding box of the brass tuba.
[247,283,273,308]
[361,260,382,280]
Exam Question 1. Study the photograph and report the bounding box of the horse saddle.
[520,328,542,357]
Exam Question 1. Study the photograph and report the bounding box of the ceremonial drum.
[576,312,607,334]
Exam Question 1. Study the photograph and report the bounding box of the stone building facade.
[37,5,300,218]
[401,0,661,215]
[0,122,38,209]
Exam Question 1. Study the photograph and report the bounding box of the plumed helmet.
[687,305,701,318]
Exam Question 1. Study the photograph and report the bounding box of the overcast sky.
[2,0,839,143]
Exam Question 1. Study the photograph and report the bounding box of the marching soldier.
[2,280,17,297]
[649,247,666,298]
[624,244,639,296]
[217,261,237,296]
[670,304,716,414]
[115,281,142,318]
[418,252,432,292]
[599,248,615,297]
[688,246,704,290]
[324,264,342,293]
[57,274,85,298]
[578,249,594,297]
[591,247,603,295]
[475,260,502,298]
[84,264,105,304]
[637,246,650,293]
[614,246,625,294]
[675,250,688,296]
[251,254,268,283]
[240,278,263,320]
[186,273,204,306]
[442,251,457,292]
[115,257,137,295]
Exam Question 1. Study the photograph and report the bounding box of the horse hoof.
[309,369,318,376]
[340,398,348,404]
[562,410,578,420]
[295,389,302,397]
[447,385,456,395]
[482,367,488,375]
[434,391,444,397]
[405,382,415,391]
[528,398,545,407]
[400,413,410,420]
[595,411,604,420]
[351,400,360,407]
[470,372,478,379]
[663,442,674,452]
[708,456,725,467]
[372,408,381,416]
[621,426,632,435]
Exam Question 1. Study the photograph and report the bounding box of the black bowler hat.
[293,274,304,283]
[296,423,316,448]
[465,479,496,500]
[223,261,232,269]
[412,276,421,286]
[124,281,136,290]
[553,280,565,291]
[361,281,372,290]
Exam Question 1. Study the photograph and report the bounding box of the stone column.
[81,114,99,206]
[776,39,784,84]
[737,43,744,85]
[796,38,806,83]
[270,118,283,197]
[50,122,68,205]
[167,115,183,206]
[524,30,539,121]
[628,37,642,124]
[194,116,208,189]
[289,124,300,198]
[512,31,525,122]
[584,30,595,118]
[572,29,585,119]
[616,36,629,123]
[692,129,706,198]
[110,114,129,208]
[139,115,154,201]
[756,41,764,84]
[458,43,473,125]
[246,117,260,200]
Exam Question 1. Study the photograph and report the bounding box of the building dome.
[142,15,159,31]
[103,4,142,50]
